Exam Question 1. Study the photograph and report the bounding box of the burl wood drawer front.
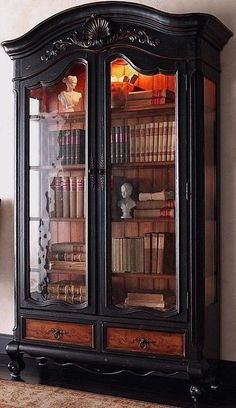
[105,327,185,358]
[23,319,94,348]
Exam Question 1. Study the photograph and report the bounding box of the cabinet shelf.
[30,164,85,171]
[112,272,176,279]
[111,161,175,169]
[112,217,175,223]
[49,218,85,222]
[29,111,86,122]
[47,269,86,275]
[111,103,175,119]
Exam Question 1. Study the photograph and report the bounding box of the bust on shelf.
[58,75,82,112]
[118,183,136,219]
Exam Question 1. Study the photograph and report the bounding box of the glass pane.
[204,78,216,306]
[28,63,87,306]
[110,58,177,312]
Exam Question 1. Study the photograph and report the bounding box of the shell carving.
[41,15,160,61]
[83,16,110,45]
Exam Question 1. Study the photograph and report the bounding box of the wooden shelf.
[112,272,176,279]
[30,164,85,171]
[49,217,85,222]
[29,111,85,122]
[47,269,86,275]
[112,217,175,223]
[111,161,175,169]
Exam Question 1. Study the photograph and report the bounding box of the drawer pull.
[50,328,66,340]
[134,337,156,350]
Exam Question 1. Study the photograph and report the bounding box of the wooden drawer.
[105,326,185,358]
[23,318,94,348]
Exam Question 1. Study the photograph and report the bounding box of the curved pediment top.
[2,1,233,59]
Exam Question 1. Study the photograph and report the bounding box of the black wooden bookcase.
[2,2,232,402]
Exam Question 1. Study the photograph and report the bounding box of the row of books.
[111,120,175,164]
[45,128,85,166]
[112,232,175,275]
[124,291,175,309]
[143,232,175,275]
[49,176,85,218]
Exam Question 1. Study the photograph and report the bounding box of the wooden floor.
[0,354,236,408]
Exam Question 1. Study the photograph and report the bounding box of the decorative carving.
[133,337,156,350]
[50,327,66,340]
[41,15,160,61]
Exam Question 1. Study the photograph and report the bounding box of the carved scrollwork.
[41,15,160,61]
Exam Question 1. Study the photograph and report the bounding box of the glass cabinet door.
[28,63,88,306]
[109,58,177,312]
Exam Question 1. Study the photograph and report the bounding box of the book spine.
[166,121,172,162]
[71,129,76,164]
[51,243,85,253]
[76,176,84,218]
[162,121,168,161]
[145,123,150,162]
[48,252,86,261]
[140,124,145,162]
[79,129,85,164]
[124,125,129,163]
[62,176,70,218]
[149,122,154,162]
[158,122,163,161]
[69,176,76,218]
[151,232,158,274]
[153,122,159,162]
[54,176,63,218]
[135,124,140,162]
[144,233,151,274]
[75,129,80,164]
[129,124,135,163]
[65,130,71,165]
[171,121,176,162]
[157,233,164,274]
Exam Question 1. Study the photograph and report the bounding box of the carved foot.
[8,357,25,380]
[6,341,25,380]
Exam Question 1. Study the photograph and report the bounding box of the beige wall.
[0,0,235,361]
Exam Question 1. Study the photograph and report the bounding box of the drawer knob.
[50,328,65,340]
[134,337,155,350]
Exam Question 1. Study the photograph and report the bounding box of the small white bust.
[118,183,136,219]
[58,75,82,112]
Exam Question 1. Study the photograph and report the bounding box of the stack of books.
[133,190,175,219]
[47,242,86,272]
[124,291,175,309]
[47,280,86,304]
[126,89,175,108]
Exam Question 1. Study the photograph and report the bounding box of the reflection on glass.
[110,58,177,312]
[28,63,87,306]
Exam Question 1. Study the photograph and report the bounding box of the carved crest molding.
[41,15,160,61]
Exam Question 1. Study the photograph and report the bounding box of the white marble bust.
[118,183,136,219]
[58,75,82,112]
